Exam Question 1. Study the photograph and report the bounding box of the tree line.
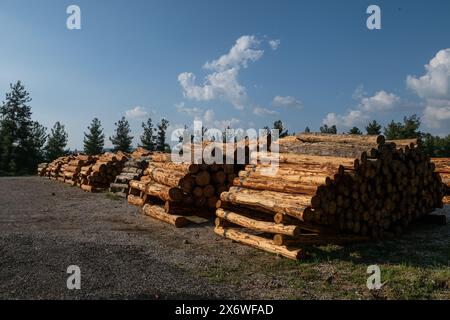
[1,81,449,176]
[0,81,170,176]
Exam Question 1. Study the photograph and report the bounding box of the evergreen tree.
[273,120,288,138]
[156,118,169,152]
[32,122,47,164]
[139,118,155,151]
[421,133,450,157]
[365,120,382,135]
[45,122,68,161]
[320,124,337,134]
[304,126,311,133]
[384,114,421,140]
[0,81,39,175]
[348,127,362,135]
[83,118,105,155]
[110,117,133,152]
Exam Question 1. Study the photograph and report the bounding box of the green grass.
[198,219,450,299]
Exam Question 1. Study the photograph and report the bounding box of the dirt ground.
[0,176,449,300]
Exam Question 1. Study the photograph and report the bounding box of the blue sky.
[1,0,449,149]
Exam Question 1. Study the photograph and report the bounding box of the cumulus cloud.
[125,106,149,119]
[178,35,265,110]
[322,90,400,128]
[203,35,263,71]
[272,95,303,109]
[268,39,280,50]
[407,48,450,128]
[359,91,400,112]
[253,106,279,116]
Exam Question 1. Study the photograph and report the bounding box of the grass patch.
[198,215,450,299]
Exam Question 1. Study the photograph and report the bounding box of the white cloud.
[178,35,265,110]
[323,110,367,128]
[203,35,263,71]
[125,106,149,120]
[175,102,202,117]
[359,90,400,112]
[253,106,279,116]
[272,95,303,109]
[322,90,400,128]
[423,101,450,129]
[407,48,450,128]
[268,39,280,50]
[201,108,240,130]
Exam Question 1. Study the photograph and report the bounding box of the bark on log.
[216,208,302,236]
[214,226,306,260]
[142,204,190,227]
[145,182,184,202]
[220,187,313,222]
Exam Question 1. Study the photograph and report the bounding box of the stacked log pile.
[63,155,96,186]
[215,134,446,260]
[432,158,450,204]
[37,163,48,176]
[277,133,417,158]
[109,148,152,197]
[110,158,147,198]
[128,150,243,227]
[79,152,127,192]
[45,156,73,181]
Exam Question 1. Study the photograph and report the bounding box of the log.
[295,133,384,144]
[195,170,211,186]
[127,194,145,206]
[109,182,129,190]
[129,180,149,192]
[233,176,319,195]
[142,204,190,227]
[164,201,214,218]
[150,161,199,174]
[145,166,186,188]
[216,208,302,236]
[214,226,306,260]
[220,187,313,222]
[273,233,370,246]
[145,182,184,202]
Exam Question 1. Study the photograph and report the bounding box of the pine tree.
[83,118,105,155]
[365,120,382,135]
[320,124,337,134]
[273,120,288,138]
[110,117,133,152]
[139,118,155,151]
[0,81,38,175]
[31,122,47,165]
[45,122,68,161]
[156,118,169,152]
[384,114,421,140]
[348,126,362,135]
[304,126,311,133]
